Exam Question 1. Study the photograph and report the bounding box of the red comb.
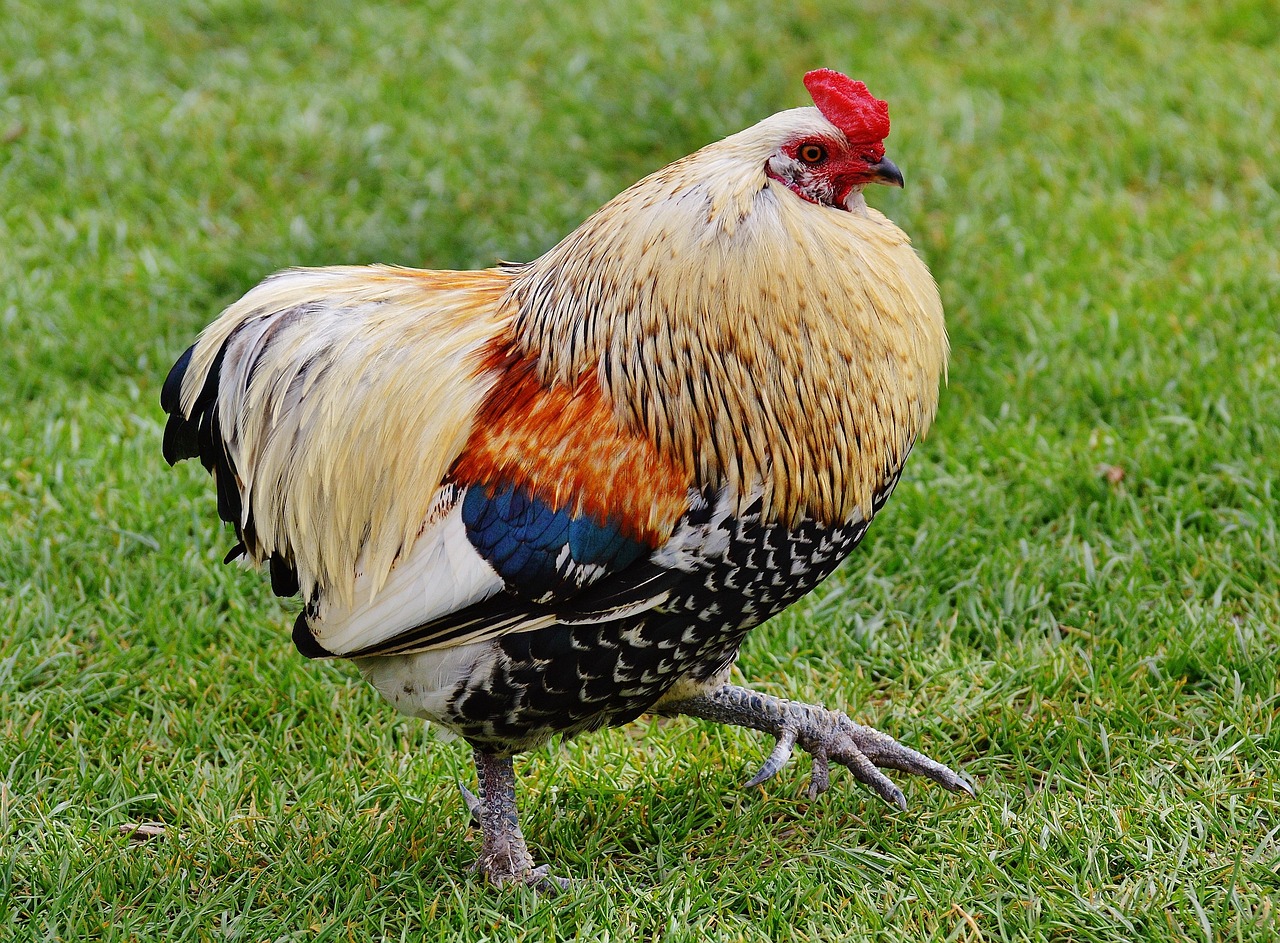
[803,69,890,144]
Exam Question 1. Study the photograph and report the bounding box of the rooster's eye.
[797,143,827,165]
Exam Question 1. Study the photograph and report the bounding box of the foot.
[478,860,571,892]
[662,683,974,808]
[465,752,570,892]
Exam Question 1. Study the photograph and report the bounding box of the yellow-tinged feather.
[508,107,948,527]
[176,105,944,621]
[180,266,513,607]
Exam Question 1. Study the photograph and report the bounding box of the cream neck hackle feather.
[508,108,948,527]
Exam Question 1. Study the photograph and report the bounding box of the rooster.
[161,69,972,889]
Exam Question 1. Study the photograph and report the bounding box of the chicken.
[161,69,972,889]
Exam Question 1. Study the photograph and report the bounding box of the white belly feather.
[356,640,502,734]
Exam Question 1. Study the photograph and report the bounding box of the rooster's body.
[162,70,970,887]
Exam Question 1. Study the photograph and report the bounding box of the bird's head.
[764,69,903,212]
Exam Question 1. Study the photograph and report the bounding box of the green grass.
[3,0,1279,939]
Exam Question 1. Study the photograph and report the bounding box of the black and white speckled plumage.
[435,473,898,753]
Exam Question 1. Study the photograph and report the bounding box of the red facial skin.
[765,136,896,211]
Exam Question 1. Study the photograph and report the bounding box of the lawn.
[3,0,1279,939]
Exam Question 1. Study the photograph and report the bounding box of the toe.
[836,747,908,810]
[837,719,974,798]
[529,864,573,894]
[806,751,832,799]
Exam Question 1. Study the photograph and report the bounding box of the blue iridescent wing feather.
[461,483,649,604]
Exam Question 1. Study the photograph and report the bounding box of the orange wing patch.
[453,346,691,545]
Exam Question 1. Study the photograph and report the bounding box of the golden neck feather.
[507,125,948,527]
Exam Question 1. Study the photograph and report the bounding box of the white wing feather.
[176,265,513,610]
[312,490,505,656]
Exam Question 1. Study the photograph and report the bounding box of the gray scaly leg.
[467,749,568,891]
[662,683,974,808]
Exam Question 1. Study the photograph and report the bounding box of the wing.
[339,485,730,659]
[292,348,696,657]
[164,272,695,658]
[162,265,514,622]
[311,485,692,659]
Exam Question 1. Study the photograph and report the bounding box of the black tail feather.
[293,611,336,659]
[270,552,300,598]
[161,344,199,464]
[160,339,247,542]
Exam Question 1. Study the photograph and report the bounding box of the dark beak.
[870,157,904,188]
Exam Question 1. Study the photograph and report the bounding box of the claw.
[458,780,484,824]
[744,727,798,788]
